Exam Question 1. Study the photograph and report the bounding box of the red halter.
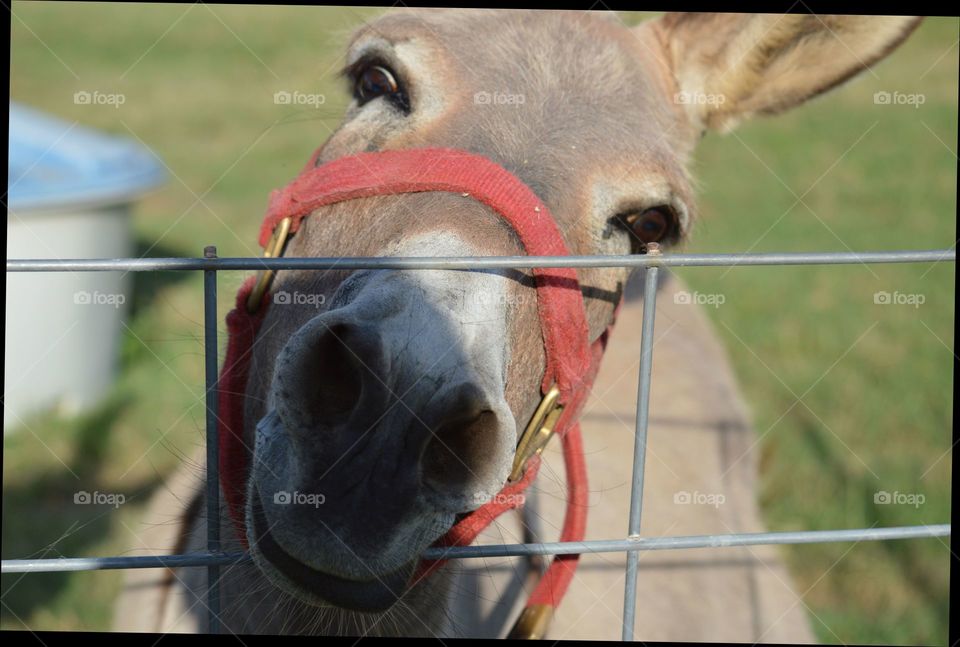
[217,146,618,637]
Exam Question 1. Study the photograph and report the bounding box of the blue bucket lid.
[7,101,166,212]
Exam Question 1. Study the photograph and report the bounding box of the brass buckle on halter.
[508,604,554,640]
[245,217,293,314]
[508,383,563,483]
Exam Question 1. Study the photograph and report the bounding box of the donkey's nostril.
[274,319,381,432]
[423,410,497,486]
[420,383,511,510]
[304,323,362,418]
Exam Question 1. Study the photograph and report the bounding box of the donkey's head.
[242,10,919,612]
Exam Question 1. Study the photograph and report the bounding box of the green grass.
[673,17,957,647]
[4,4,955,643]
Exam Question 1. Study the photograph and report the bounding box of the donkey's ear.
[641,13,922,132]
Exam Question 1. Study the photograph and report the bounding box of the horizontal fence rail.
[3,248,954,638]
[2,524,950,574]
[6,248,956,272]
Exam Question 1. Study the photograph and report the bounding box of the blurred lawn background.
[4,3,955,643]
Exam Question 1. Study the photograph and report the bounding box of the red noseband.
[218,146,618,636]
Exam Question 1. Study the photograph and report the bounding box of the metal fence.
[3,248,954,639]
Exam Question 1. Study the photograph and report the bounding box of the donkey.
[114,9,920,640]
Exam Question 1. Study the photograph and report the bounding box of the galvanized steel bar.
[2,553,252,573]
[427,523,954,558]
[3,525,949,573]
[622,264,661,640]
[203,246,221,634]
[5,248,956,272]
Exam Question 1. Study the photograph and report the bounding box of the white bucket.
[5,103,165,432]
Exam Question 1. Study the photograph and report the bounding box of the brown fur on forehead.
[346,9,698,237]
[288,193,525,259]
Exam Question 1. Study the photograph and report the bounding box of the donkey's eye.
[621,207,674,247]
[355,65,400,104]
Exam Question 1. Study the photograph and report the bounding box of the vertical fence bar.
[203,246,221,634]
[621,261,661,641]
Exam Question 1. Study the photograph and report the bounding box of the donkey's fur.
[113,8,920,640]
